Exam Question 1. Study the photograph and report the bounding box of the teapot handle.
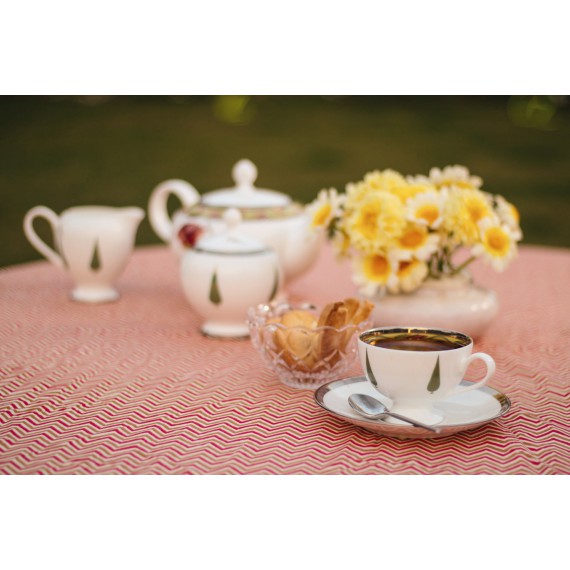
[23,206,65,269]
[148,179,200,242]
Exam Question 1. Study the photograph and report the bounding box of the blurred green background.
[1,95,569,268]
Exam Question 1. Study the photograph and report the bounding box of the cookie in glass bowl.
[247,298,374,389]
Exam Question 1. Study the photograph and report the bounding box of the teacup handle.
[450,352,496,396]
[148,179,200,242]
[23,206,65,269]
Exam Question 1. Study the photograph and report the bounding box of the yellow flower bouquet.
[306,165,522,297]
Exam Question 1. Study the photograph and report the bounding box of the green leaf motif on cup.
[365,348,378,387]
[209,271,222,305]
[90,241,102,271]
[427,356,441,393]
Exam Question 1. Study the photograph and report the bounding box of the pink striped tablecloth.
[1,244,569,474]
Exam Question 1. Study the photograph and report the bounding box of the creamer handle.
[23,206,65,269]
[148,179,200,242]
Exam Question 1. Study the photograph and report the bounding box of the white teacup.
[24,205,144,303]
[358,326,496,424]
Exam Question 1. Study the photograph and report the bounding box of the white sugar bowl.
[180,208,282,338]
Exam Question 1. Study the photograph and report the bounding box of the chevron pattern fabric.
[1,244,569,474]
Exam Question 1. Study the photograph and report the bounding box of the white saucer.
[314,376,511,439]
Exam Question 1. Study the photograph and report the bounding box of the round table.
[1,244,569,474]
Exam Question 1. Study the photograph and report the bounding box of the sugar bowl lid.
[196,208,269,254]
[201,159,291,209]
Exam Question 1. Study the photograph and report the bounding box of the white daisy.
[405,173,431,185]
[472,218,518,271]
[305,187,344,231]
[351,252,399,297]
[392,223,440,262]
[495,195,523,241]
[405,190,447,229]
[428,165,483,190]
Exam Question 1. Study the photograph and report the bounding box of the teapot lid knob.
[197,207,267,254]
[201,158,290,208]
[232,159,257,188]
[223,207,242,233]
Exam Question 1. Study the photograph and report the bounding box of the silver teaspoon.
[348,394,441,433]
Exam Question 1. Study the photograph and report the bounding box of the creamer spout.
[124,207,145,220]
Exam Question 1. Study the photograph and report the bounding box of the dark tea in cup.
[360,328,470,352]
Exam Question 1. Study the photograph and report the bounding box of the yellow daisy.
[392,223,440,262]
[306,187,344,231]
[345,191,405,253]
[388,181,435,204]
[362,169,408,191]
[352,252,399,297]
[472,218,518,271]
[345,169,408,207]
[443,188,494,245]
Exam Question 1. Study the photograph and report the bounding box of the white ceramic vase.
[366,272,499,339]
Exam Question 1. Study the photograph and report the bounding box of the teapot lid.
[201,159,291,209]
[196,208,269,254]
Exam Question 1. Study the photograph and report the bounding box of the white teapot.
[181,208,282,338]
[148,159,322,287]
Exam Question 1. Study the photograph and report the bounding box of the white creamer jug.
[24,205,144,303]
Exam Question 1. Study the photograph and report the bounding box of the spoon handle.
[383,411,440,432]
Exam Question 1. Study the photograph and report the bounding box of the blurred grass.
[1,95,569,268]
